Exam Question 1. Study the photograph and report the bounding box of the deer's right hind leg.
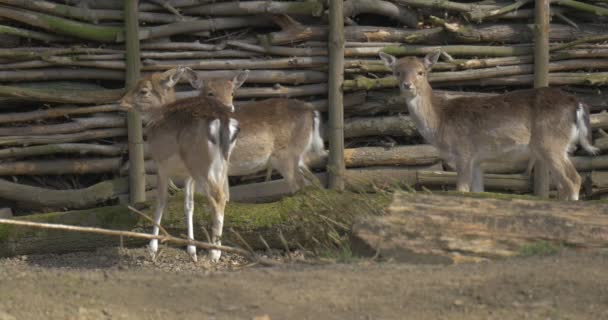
[471,163,484,192]
[271,155,299,194]
[149,167,169,260]
[538,150,581,200]
[455,158,475,193]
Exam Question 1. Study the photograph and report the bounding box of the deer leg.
[471,163,484,192]
[149,167,169,260]
[456,158,474,193]
[184,177,197,262]
[204,183,227,262]
[271,156,299,194]
[540,151,580,200]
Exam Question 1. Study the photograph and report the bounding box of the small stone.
[453,299,464,306]
[252,315,271,320]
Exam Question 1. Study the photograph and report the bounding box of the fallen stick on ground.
[0,218,281,267]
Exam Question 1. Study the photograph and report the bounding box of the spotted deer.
[120,66,244,262]
[379,51,599,200]
[182,68,325,193]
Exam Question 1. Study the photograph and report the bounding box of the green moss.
[41,14,122,42]
[518,241,560,257]
[343,76,397,90]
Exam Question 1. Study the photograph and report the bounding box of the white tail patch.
[228,118,239,145]
[208,119,221,145]
[576,103,599,155]
[207,119,226,186]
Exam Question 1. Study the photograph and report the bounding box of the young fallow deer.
[120,66,246,262]
[379,51,599,200]
[182,68,325,193]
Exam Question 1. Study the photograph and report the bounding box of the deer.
[181,68,325,194]
[379,51,599,200]
[119,66,246,262]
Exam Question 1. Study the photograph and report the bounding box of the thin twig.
[0,218,281,267]
[230,227,255,254]
[127,205,170,237]
[259,235,273,254]
[278,229,291,254]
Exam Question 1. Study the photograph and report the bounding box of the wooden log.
[0,175,156,209]
[0,68,124,82]
[0,158,123,175]
[345,72,608,90]
[343,115,418,139]
[343,145,440,167]
[553,0,608,17]
[0,85,124,104]
[0,143,125,160]
[351,192,608,263]
[139,41,227,51]
[327,0,346,190]
[342,0,417,27]
[0,104,121,124]
[338,113,607,139]
[0,0,187,23]
[0,25,70,43]
[183,70,327,84]
[0,116,124,136]
[182,0,324,16]
[260,15,444,45]
[0,128,127,147]
[0,189,392,257]
[467,0,532,22]
[142,57,328,70]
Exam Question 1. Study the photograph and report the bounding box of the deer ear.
[184,67,203,90]
[160,66,185,89]
[423,51,441,70]
[379,52,397,69]
[232,70,249,89]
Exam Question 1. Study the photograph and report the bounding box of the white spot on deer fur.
[228,118,239,143]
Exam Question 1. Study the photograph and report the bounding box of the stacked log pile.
[0,0,607,210]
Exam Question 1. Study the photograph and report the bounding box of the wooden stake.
[125,0,146,204]
[328,0,345,190]
[533,0,550,198]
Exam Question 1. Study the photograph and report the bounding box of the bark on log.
[0,143,125,160]
[142,57,328,70]
[342,0,417,27]
[0,104,121,124]
[0,158,123,176]
[260,15,444,45]
[0,128,127,147]
[343,115,419,139]
[0,0,188,23]
[0,68,124,82]
[351,192,608,263]
[553,0,608,17]
[0,25,70,43]
[180,70,327,84]
[0,175,156,209]
[337,113,607,139]
[182,0,324,17]
[343,145,440,167]
[0,85,124,104]
[345,72,608,90]
[0,116,124,136]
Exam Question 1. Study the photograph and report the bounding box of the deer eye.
[139,88,150,96]
[417,71,424,76]
[207,92,214,97]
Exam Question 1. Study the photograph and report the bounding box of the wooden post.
[327,0,345,190]
[124,0,146,204]
[533,0,550,198]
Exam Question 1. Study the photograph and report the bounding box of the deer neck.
[404,83,440,144]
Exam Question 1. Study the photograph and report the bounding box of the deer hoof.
[187,245,198,262]
[148,240,158,261]
[209,249,222,263]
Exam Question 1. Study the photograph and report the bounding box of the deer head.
[379,51,441,98]
[119,66,187,114]
[183,68,250,112]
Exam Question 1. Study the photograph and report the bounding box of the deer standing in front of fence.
[120,67,245,262]
[379,51,599,200]
[182,68,325,194]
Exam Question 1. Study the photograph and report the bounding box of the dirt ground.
[0,247,606,320]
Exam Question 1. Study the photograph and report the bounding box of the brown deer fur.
[380,51,599,200]
[169,68,325,193]
[120,66,242,262]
